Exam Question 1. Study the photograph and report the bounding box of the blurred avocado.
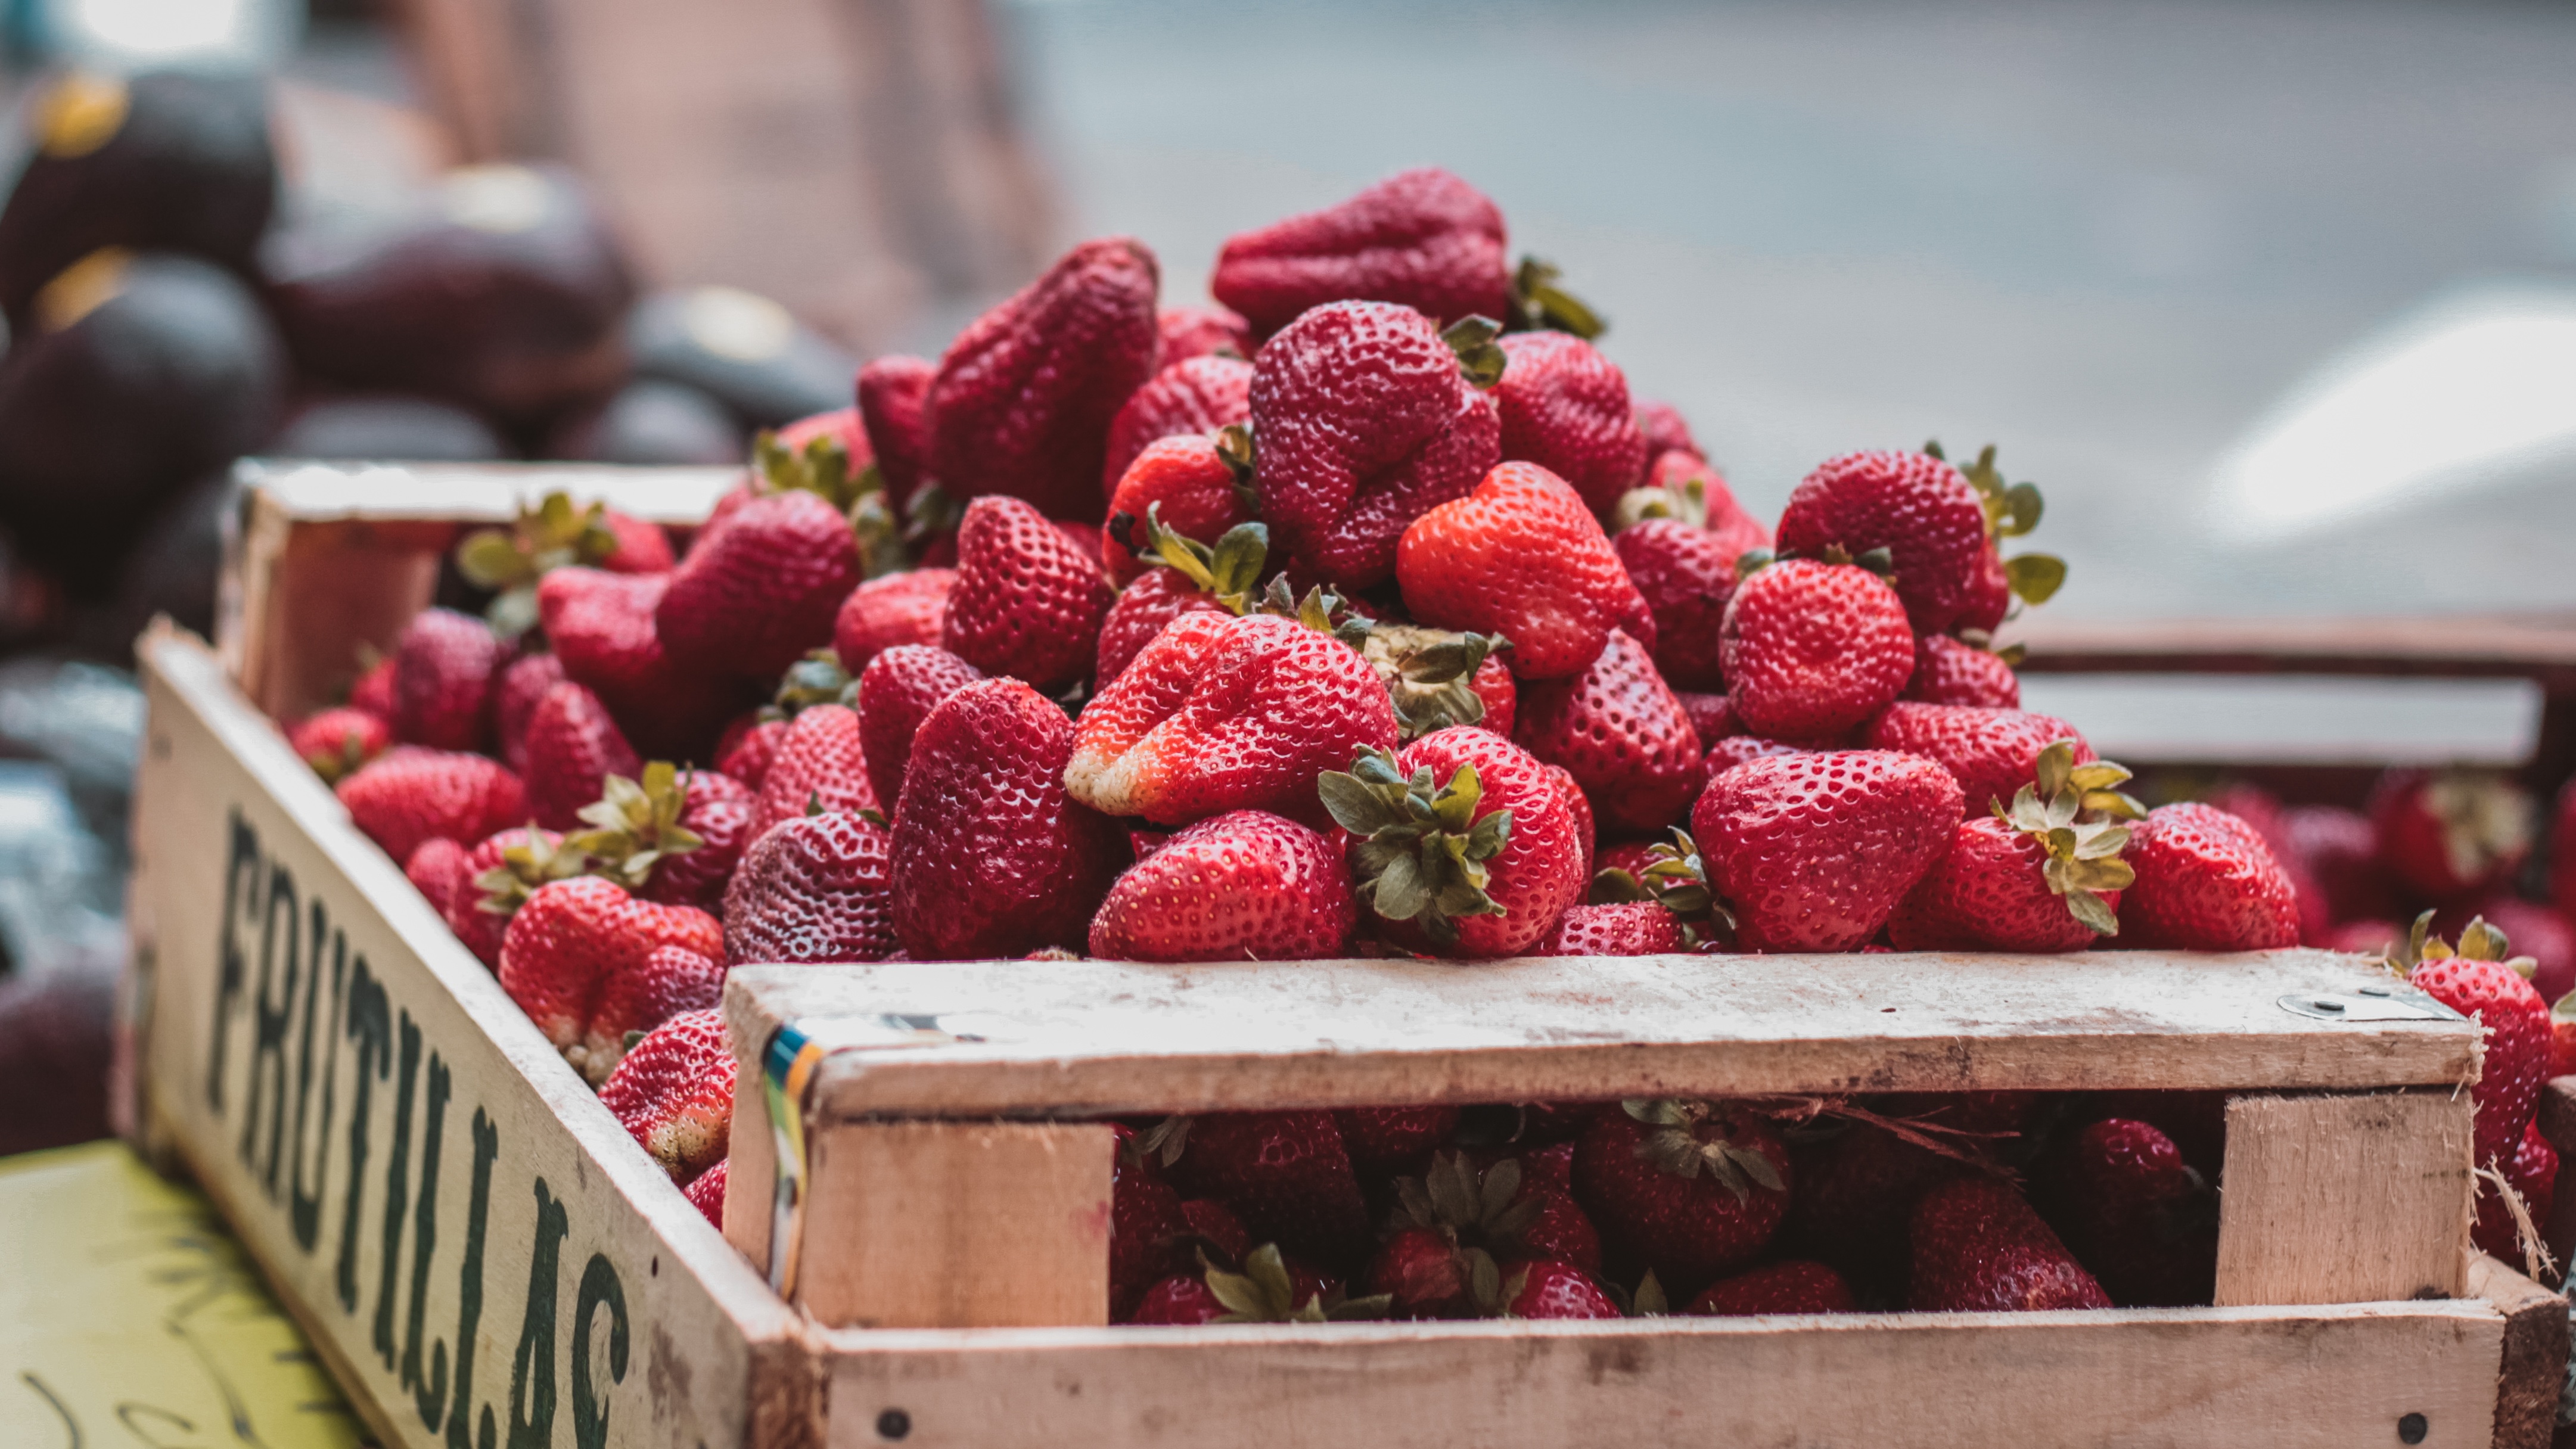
[0,71,277,332]
[72,465,234,654]
[546,378,743,465]
[0,250,284,594]
[263,163,635,424]
[626,285,855,430]
[272,393,508,461]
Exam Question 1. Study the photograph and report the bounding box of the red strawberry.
[2283,802,2399,926]
[338,748,527,864]
[1634,402,1700,462]
[1491,331,1646,514]
[447,825,580,966]
[720,809,897,965]
[1368,1227,1469,1317]
[2372,770,2534,904]
[1494,1260,1622,1320]
[1180,1198,1253,1264]
[857,354,936,509]
[1398,461,1651,679]
[2322,917,2407,956]
[1127,1245,1357,1324]
[2402,914,2550,1168]
[588,944,725,1075]
[831,568,955,674]
[1548,763,1595,880]
[1778,1119,1961,1291]
[490,651,564,773]
[1773,450,1995,636]
[714,715,784,791]
[1675,691,1736,747]
[1335,1106,1462,1176]
[1250,298,1499,590]
[290,705,390,784]
[404,837,472,919]
[1693,750,1963,953]
[1863,702,2096,819]
[1909,1177,2111,1312]
[1157,304,1254,364]
[1905,632,2020,708]
[924,236,1163,521]
[599,510,675,573]
[1513,629,1700,835]
[498,876,724,1084]
[537,566,740,761]
[1703,735,1808,775]
[774,406,872,468]
[1101,355,1254,503]
[1087,809,1356,962]
[1354,622,1518,742]
[1470,655,1517,736]
[939,495,1117,692]
[1571,1101,1792,1292]
[520,682,639,831]
[2033,1118,2215,1308]
[1147,1111,1373,1268]
[389,607,505,751]
[347,654,397,719]
[1322,727,1586,959]
[889,678,1125,959]
[2115,803,2301,950]
[1539,902,1686,956]
[750,702,878,842]
[1718,558,1913,739]
[1367,1152,1603,1318]
[2435,897,2576,1003]
[1612,519,1737,692]
[658,490,862,680]
[1094,568,1233,686]
[2474,1120,2558,1267]
[1068,611,1397,828]
[569,764,754,912]
[1212,167,1509,337]
[683,1159,726,1229]
[1688,1260,1856,1315]
[599,1007,735,1183]
[1639,451,1772,563]
[1102,433,1257,586]
[1891,814,2126,954]
[854,645,983,813]
[1110,1125,1194,1319]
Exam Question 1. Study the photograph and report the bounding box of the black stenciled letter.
[288,902,341,1252]
[403,1052,453,1421]
[507,1178,570,1449]
[372,1010,422,1367]
[207,810,261,1111]
[238,864,300,1192]
[571,1254,629,1449]
[335,954,389,1313]
[445,1108,500,1449]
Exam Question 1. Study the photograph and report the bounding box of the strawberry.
[290,705,390,784]
[599,1007,735,1184]
[2474,1120,2558,1269]
[1631,451,1772,564]
[714,714,785,791]
[2400,913,2551,1168]
[2115,803,2302,950]
[750,702,879,842]
[1675,691,1736,748]
[1693,750,1963,953]
[1490,331,1646,514]
[1250,298,1500,589]
[347,654,397,719]
[1320,727,1586,959]
[1129,1244,1376,1324]
[568,763,753,911]
[1539,901,1687,955]
[1143,1111,1374,1268]
[889,677,1125,959]
[1908,1177,2110,1312]
[1634,403,1700,462]
[389,607,505,751]
[1101,356,1254,505]
[1904,632,2021,708]
[1512,628,1701,834]
[683,1159,726,1229]
[856,354,936,509]
[831,567,955,674]
[1612,518,1737,692]
[658,490,863,680]
[2322,917,2407,956]
[491,651,564,773]
[1571,1100,1791,1292]
[1180,1199,1253,1264]
[2283,802,2398,926]
[588,944,725,1077]
[2435,897,2576,1003]
[1778,1119,1961,1292]
[537,566,741,761]
[1110,1124,1194,1319]
[404,837,473,919]
[338,748,527,865]
[1887,738,2139,950]
[1087,810,1356,962]
[853,645,983,813]
[925,236,1163,522]
[1863,702,2093,815]
[2033,1118,2215,1308]
[1775,449,2036,636]
[1095,568,1234,686]
[520,681,640,831]
[498,876,723,1084]
[1718,558,1913,740]
[939,495,1117,692]
[449,825,581,967]
[1212,167,1510,337]
[721,808,897,965]
[1357,622,1515,741]
[1703,735,1808,776]
[1335,1106,1462,1176]
[1157,304,1254,364]
[1069,610,1397,829]
[2371,770,2534,904]
[1688,1260,1856,1315]
[1102,431,1258,585]
[774,406,872,469]
[1491,1260,1622,1320]
[1398,461,1651,679]
[1367,1152,1604,1318]
[1548,763,1595,880]
[452,494,663,639]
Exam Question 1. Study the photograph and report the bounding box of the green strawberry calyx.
[2388,909,2538,980]
[1611,468,1711,533]
[1215,422,1260,515]
[1925,439,2065,608]
[1318,747,1513,946]
[1115,502,1270,614]
[1587,828,1734,947]
[1506,256,1607,341]
[1359,623,1512,741]
[472,823,589,920]
[455,490,623,640]
[752,428,912,577]
[1620,1099,1786,1201]
[1994,740,2143,936]
[1202,1244,1393,1324]
[1251,574,1375,653]
[1388,1152,1544,1253]
[1440,315,1508,390]
[763,648,859,723]
[565,762,707,892]
[302,723,375,786]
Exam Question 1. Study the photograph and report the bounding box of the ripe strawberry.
[1703,735,1808,776]
[1908,1177,2110,1312]
[347,654,397,719]
[2372,770,2534,904]
[1904,633,2019,708]
[1180,1198,1254,1264]
[1145,1111,1374,1268]
[1095,568,1234,686]
[490,651,564,773]
[1571,1100,1792,1292]
[2115,803,2301,950]
[1101,356,1254,503]
[1718,558,1913,739]
[939,495,1117,692]
[290,705,390,784]
[569,763,753,911]
[521,681,640,830]
[1398,461,1651,679]
[715,714,785,791]
[721,808,897,965]
[658,490,862,680]
[857,354,936,509]
[1088,810,1356,962]
[1367,1152,1603,1318]
[1490,331,1646,514]
[2435,897,2576,1003]
[405,837,473,919]
[1335,1106,1462,1176]
[2033,1118,2215,1308]
[537,566,740,761]
[1634,402,1700,462]
[852,645,983,813]
[2474,1120,2558,1268]
[1539,902,1686,956]
[750,702,878,842]
[890,678,1125,959]
[1068,611,1397,829]
[1157,304,1254,364]
[498,876,723,1084]
[1110,1126,1195,1319]
[1490,1260,1622,1320]
[1693,751,1963,953]
[2283,802,2399,925]
[1688,1260,1856,1315]
[1128,1244,1369,1324]
[1891,810,2128,954]
[1322,727,1586,959]
[589,943,725,1074]
[1773,450,1994,636]
[2401,913,2551,1168]
[1250,298,1499,589]
[774,406,872,469]
[925,236,1163,522]
[1212,167,1510,337]
[389,607,505,751]
[338,748,527,865]
[1675,691,1736,748]
[1356,622,1517,741]
[1778,1119,1960,1292]
[1635,451,1772,563]
[683,1159,726,1229]
[1102,433,1258,586]
[448,825,580,966]
[1548,763,1595,879]
[831,567,955,674]
[1863,703,2093,816]
[599,1007,735,1183]
[2322,917,2407,956]
[599,510,675,573]
[1612,518,1737,692]
[1513,629,1701,834]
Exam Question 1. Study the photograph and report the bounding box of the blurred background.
[2,0,2575,1152]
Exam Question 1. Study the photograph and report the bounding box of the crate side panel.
[2214,1092,2472,1305]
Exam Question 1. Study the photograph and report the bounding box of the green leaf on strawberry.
[1997,739,2142,935]
[455,490,624,640]
[1440,314,1508,390]
[1320,746,1514,946]
[565,761,708,893]
[1506,256,1607,341]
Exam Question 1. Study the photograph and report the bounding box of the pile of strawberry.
[275,166,2553,1313]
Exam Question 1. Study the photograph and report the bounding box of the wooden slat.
[238,459,739,526]
[720,952,2477,1122]
[2214,1092,2473,1306]
[2469,1252,2568,1449]
[2014,613,2576,683]
[817,1302,2506,1449]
